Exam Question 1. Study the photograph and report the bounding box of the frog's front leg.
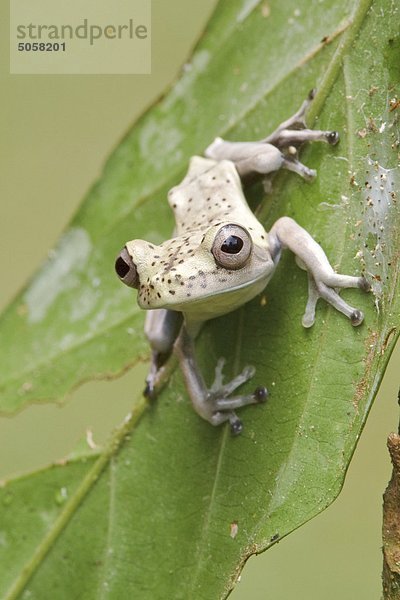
[174,325,268,435]
[269,217,370,327]
[143,308,183,398]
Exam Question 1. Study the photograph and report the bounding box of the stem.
[382,431,400,600]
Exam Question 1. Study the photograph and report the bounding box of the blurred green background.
[1,1,398,598]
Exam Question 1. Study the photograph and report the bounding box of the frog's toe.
[229,416,243,436]
[211,362,256,397]
[254,386,269,403]
[210,357,226,391]
[211,384,269,414]
[283,158,317,181]
[143,381,154,399]
[209,410,244,434]
[326,130,340,145]
[359,276,372,292]
[350,309,364,326]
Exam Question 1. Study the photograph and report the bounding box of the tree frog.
[115,91,370,434]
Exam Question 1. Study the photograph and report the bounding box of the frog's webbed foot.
[174,329,268,434]
[205,89,339,182]
[270,216,371,327]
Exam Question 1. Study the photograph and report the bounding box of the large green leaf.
[0,0,399,598]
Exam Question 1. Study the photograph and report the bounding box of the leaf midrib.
[187,308,247,598]
[97,458,117,600]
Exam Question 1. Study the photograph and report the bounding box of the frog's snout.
[115,247,139,289]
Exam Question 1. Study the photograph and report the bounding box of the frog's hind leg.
[269,216,370,327]
[174,327,268,435]
[262,89,339,149]
[205,89,339,182]
[260,90,339,178]
[262,89,315,140]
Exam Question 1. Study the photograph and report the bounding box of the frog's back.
[168,156,267,247]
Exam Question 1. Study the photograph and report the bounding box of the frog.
[115,91,370,434]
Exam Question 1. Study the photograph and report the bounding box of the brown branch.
[383,431,400,599]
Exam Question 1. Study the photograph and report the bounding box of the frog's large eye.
[211,224,252,270]
[115,247,139,288]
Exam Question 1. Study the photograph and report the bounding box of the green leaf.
[0,0,399,598]
[0,0,383,413]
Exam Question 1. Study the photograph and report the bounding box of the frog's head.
[115,221,274,321]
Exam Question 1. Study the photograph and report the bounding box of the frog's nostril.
[115,248,139,288]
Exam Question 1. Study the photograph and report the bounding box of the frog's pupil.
[221,235,243,254]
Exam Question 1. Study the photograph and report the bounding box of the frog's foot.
[174,328,268,435]
[208,359,268,435]
[299,263,370,328]
[205,90,338,182]
[258,90,339,181]
[269,216,371,327]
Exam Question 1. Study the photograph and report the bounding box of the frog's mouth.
[170,267,275,322]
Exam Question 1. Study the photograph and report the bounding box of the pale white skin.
[116,92,369,434]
